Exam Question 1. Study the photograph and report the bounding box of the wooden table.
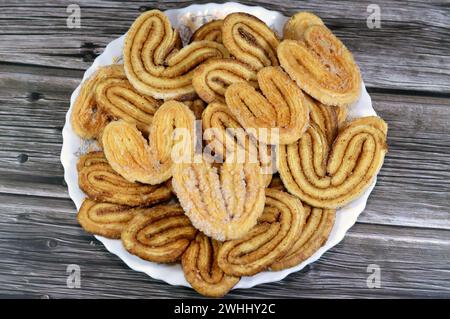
[0,0,449,299]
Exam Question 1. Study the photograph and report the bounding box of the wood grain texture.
[0,0,449,298]
[0,193,449,299]
[0,0,449,93]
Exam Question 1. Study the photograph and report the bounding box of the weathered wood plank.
[0,64,78,178]
[0,127,64,177]
[0,0,449,93]
[0,193,449,298]
[0,175,67,198]
[364,93,450,230]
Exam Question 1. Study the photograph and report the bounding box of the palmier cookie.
[123,10,229,100]
[283,11,324,41]
[278,116,388,208]
[202,102,275,185]
[190,20,223,43]
[182,233,240,297]
[225,66,309,145]
[222,12,280,71]
[102,101,196,185]
[278,22,361,106]
[76,151,109,172]
[191,13,279,103]
[121,204,197,263]
[94,64,161,134]
[217,188,305,276]
[304,94,348,145]
[78,153,172,206]
[271,205,335,270]
[77,199,141,239]
[71,66,111,139]
[192,58,257,103]
[172,157,266,241]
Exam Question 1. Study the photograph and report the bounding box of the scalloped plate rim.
[61,2,378,291]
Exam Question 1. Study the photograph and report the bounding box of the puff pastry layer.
[121,204,197,263]
[182,233,240,297]
[217,189,304,276]
[102,101,196,185]
[278,24,361,106]
[225,66,309,145]
[124,10,229,100]
[278,116,388,208]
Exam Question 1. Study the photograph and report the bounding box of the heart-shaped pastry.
[217,188,305,276]
[192,12,280,103]
[121,204,197,263]
[94,64,161,134]
[283,11,324,41]
[222,12,280,71]
[193,58,257,103]
[76,151,109,172]
[202,101,275,185]
[270,204,335,271]
[278,23,361,106]
[190,19,224,43]
[77,199,144,239]
[78,160,171,206]
[77,154,172,207]
[304,94,348,145]
[172,158,266,241]
[71,66,112,139]
[102,100,196,185]
[225,66,309,145]
[182,233,240,297]
[278,116,388,208]
[124,10,229,100]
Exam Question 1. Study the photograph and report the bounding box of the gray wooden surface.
[0,0,449,299]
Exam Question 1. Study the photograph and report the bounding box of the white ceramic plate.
[61,2,377,291]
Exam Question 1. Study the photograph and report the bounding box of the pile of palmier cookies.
[72,10,388,297]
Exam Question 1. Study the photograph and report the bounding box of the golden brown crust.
[222,12,280,71]
[278,116,388,208]
[217,189,305,276]
[78,162,172,206]
[121,204,197,263]
[336,105,349,129]
[95,64,161,134]
[193,13,282,103]
[225,66,309,145]
[192,58,257,103]
[172,157,266,241]
[190,20,223,43]
[102,101,196,185]
[278,25,361,106]
[76,151,109,172]
[304,94,341,145]
[270,205,335,270]
[202,102,274,185]
[71,67,111,139]
[77,198,140,239]
[182,233,240,297]
[123,10,229,100]
[283,11,324,41]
